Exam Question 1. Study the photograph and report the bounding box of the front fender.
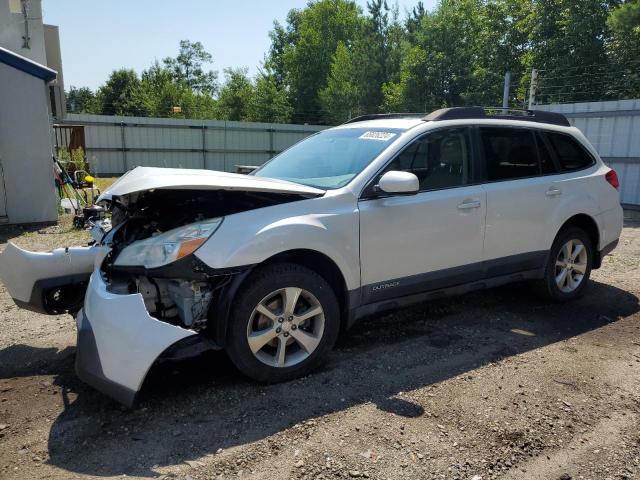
[195,205,360,291]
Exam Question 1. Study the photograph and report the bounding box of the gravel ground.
[0,212,639,480]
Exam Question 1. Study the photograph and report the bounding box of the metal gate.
[52,124,86,164]
[53,124,85,152]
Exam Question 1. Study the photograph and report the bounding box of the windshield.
[253,127,403,189]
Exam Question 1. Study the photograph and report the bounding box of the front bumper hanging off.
[76,272,196,406]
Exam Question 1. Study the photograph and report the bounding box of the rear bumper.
[593,205,623,269]
[595,238,619,269]
[600,238,619,258]
[75,272,196,406]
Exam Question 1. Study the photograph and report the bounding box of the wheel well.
[209,250,350,346]
[557,214,601,268]
[261,249,349,327]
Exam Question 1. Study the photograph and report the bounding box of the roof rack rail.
[343,113,427,124]
[423,107,570,127]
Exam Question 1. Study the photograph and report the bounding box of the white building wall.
[0,0,46,65]
[43,23,65,117]
[0,61,57,223]
[0,0,65,118]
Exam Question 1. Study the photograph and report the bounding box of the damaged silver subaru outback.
[0,108,623,405]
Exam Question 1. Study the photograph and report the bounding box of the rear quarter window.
[546,132,595,172]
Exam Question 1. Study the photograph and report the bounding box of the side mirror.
[377,170,419,195]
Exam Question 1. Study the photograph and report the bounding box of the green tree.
[163,40,218,95]
[216,68,254,121]
[383,0,488,110]
[265,9,302,88]
[247,72,292,123]
[382,44,430,111]
[97,69,151,116]
[608,0,640,58]
[67,0,640,124]
[469,0,531,107]
[350,0,404,114]
[405,1,427,41]
[65,86,99,113]
[523,0,615,103]
[607,0,640,96]
[319,41,359,123]
[270,0,363,123]
[141,61,216,118]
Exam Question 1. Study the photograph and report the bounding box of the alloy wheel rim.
[247,287,325,368]
[554,239,588,293]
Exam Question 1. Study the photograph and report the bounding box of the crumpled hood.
[97,167,325,202]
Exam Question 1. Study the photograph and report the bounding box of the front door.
[358,127,486,304]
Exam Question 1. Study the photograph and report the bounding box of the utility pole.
[502,71,511,111]
[528,69,538,110]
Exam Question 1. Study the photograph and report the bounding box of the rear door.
[479,126,561,275]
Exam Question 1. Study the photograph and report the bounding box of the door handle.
[457,199,481,210]
[546,187,562,197]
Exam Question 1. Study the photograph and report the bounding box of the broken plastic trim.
[104,252,248,282]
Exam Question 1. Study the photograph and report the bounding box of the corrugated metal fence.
[62,104,640,205]
[59,114,327,176]
[535,100,640,206]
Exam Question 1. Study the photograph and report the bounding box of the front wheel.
[225,262,340,383]
[541,227,593,302]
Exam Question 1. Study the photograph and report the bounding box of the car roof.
[332,118,425,131]
[329,117,580,137]
[330,108,572,133]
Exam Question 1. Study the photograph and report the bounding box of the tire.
[540,227,593,302]
[225,262,340,383]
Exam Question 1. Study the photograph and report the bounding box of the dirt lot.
[0,212,639,480]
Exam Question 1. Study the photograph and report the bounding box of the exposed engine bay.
[99,188,309,331]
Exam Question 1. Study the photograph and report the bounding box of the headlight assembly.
[113,218,222,269]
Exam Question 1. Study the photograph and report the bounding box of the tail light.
[605,169,619,190]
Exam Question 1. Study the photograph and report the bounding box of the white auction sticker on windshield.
[359,131,397,141]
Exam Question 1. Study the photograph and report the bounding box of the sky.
[42,0,437,91]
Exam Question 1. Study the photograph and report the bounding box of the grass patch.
[0,215,91,248]
[92,177,118,192]
[2,178,119,248]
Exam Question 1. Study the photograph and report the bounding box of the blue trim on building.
[0,46,57,82]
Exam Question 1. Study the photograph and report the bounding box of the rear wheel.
[541,227,593,302]
[225,262,340,383]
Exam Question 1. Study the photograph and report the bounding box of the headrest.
[507,145,535,166]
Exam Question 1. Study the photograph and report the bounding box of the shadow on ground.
[33,278,638,477]
[0,345,75,379]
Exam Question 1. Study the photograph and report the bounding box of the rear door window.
[545,132,595,171]
[479,127,539,181]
